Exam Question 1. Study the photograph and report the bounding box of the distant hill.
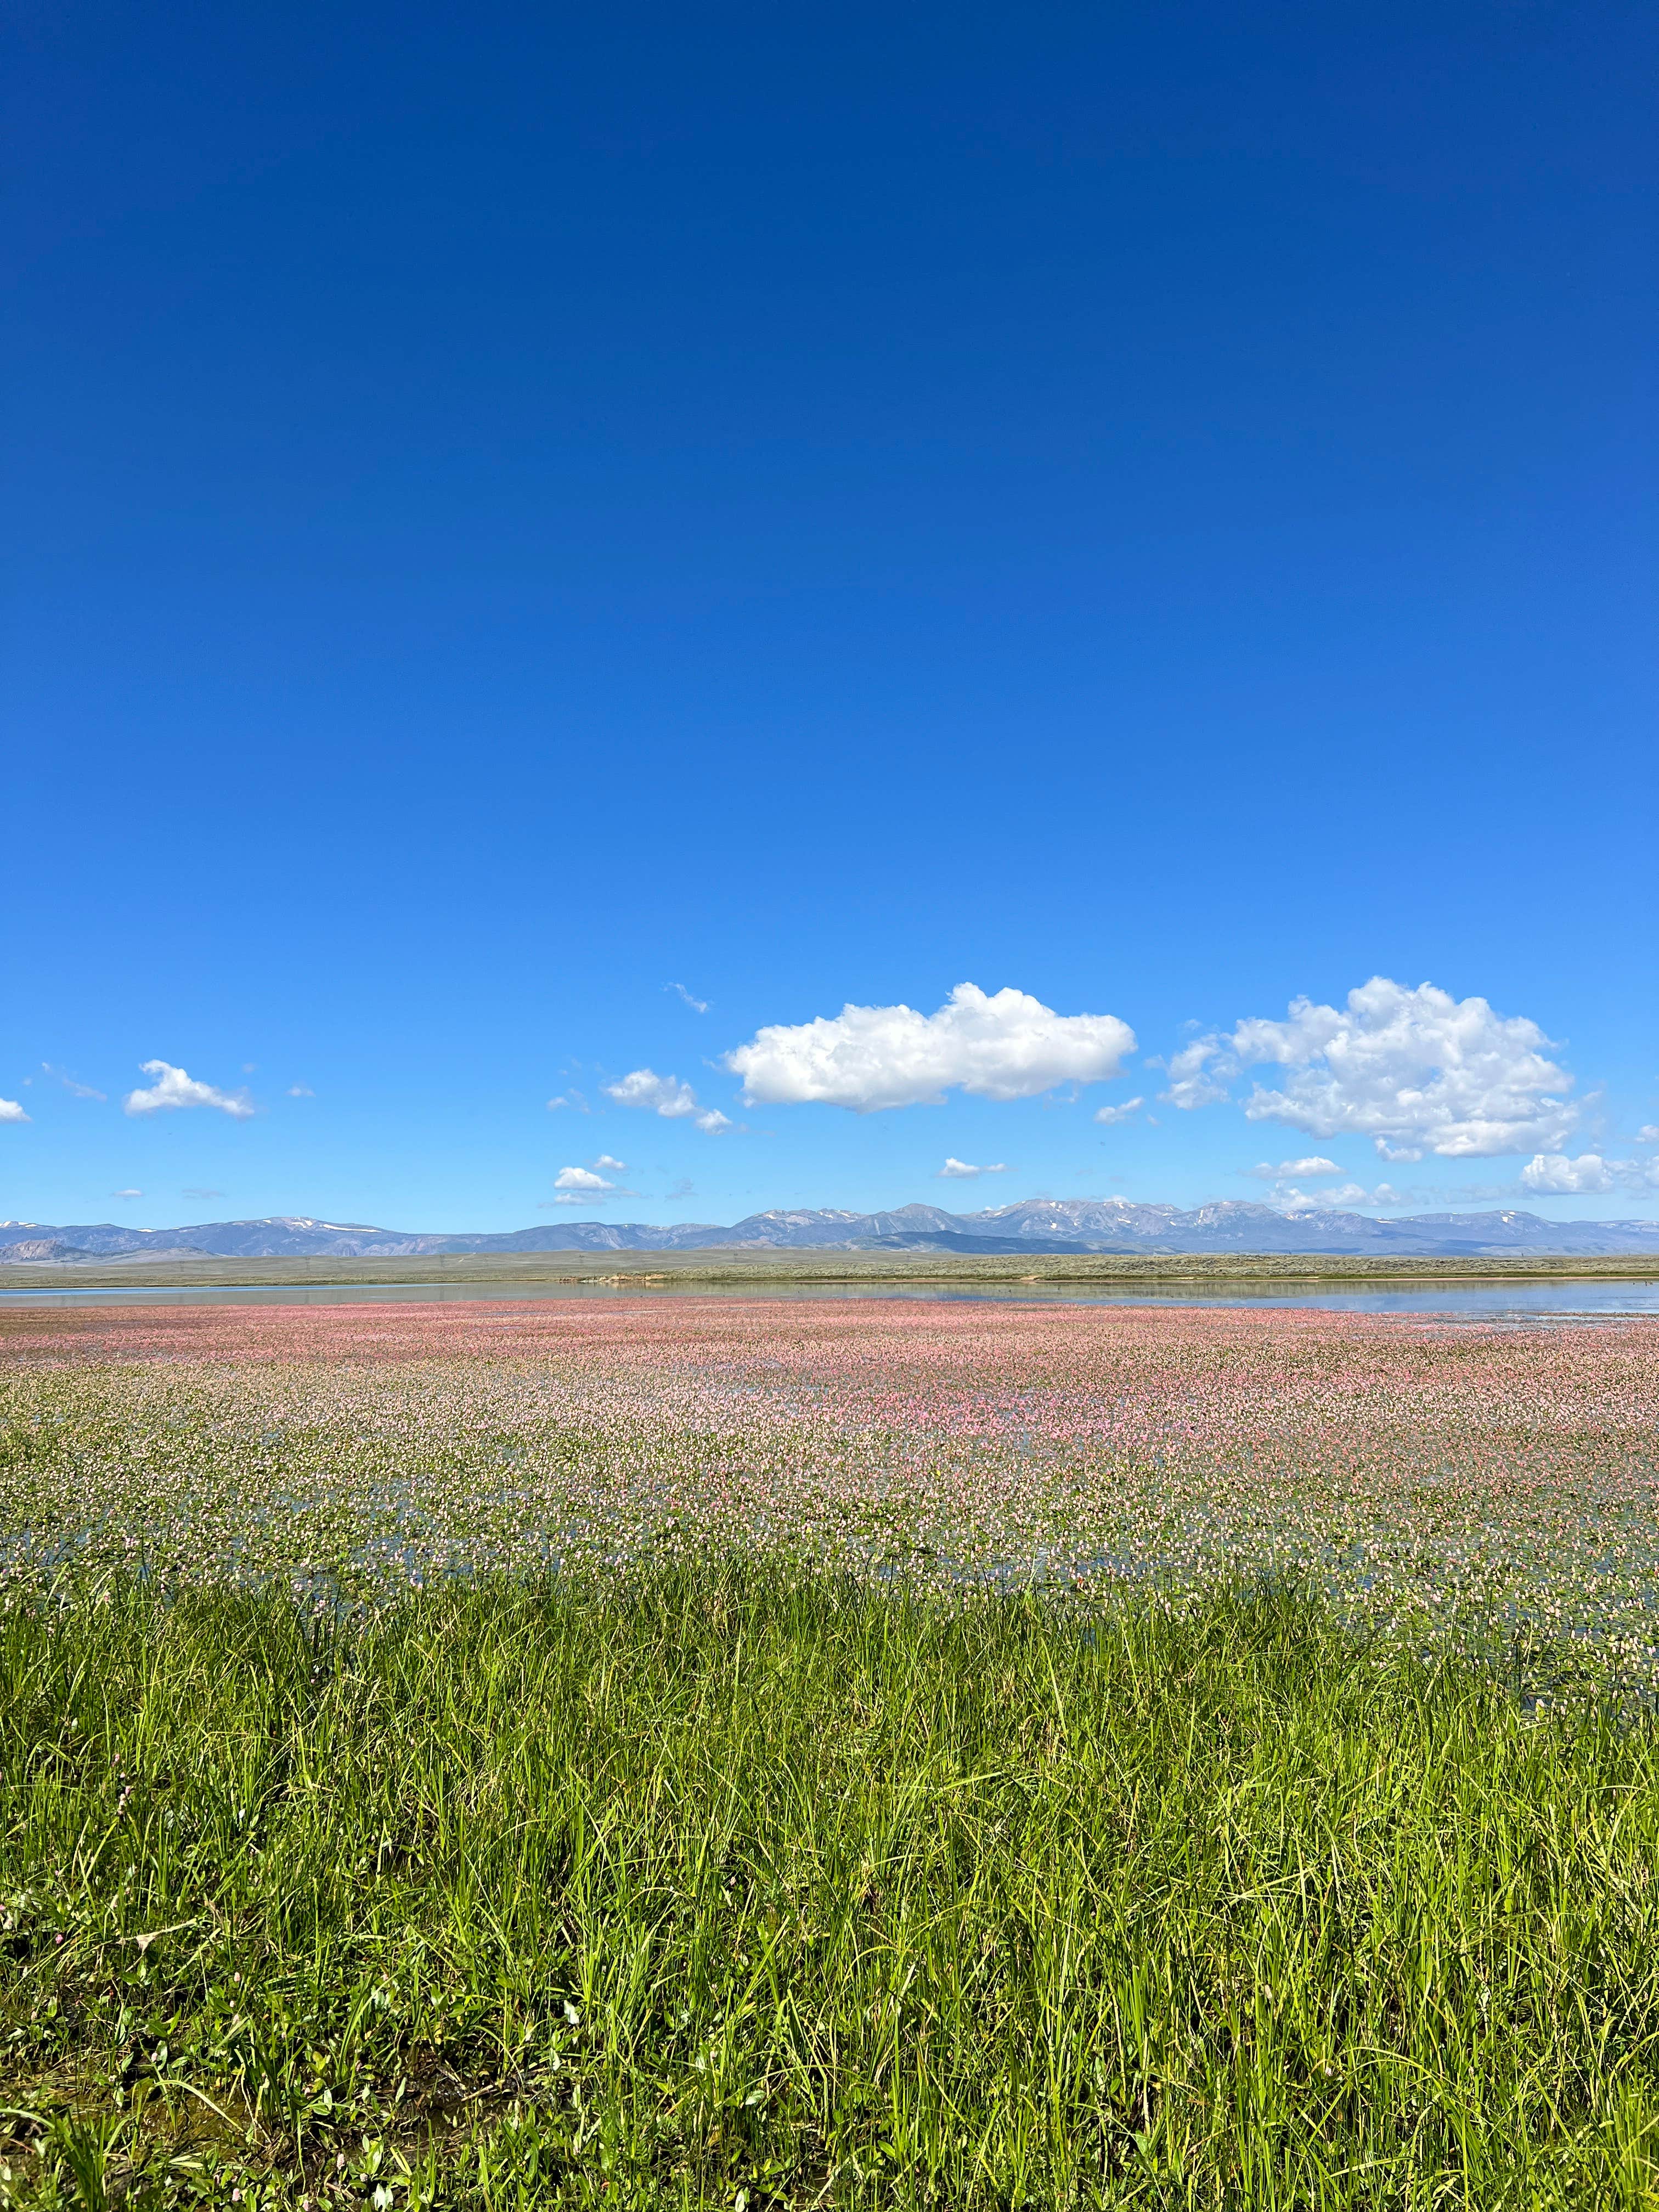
[4,1202,1659,1261]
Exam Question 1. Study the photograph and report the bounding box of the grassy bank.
[3,1566,1658,2208]
[6,1250,1659,1293]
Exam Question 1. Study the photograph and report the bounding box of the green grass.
[3,1565,1658,2208]
[6,1250,1659,1291]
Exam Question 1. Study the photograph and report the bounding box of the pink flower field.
[4,1296,1658,1678]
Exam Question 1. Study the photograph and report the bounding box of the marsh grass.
[2,1564,1658,2207]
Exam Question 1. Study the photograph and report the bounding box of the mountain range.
[4,1201,1659,1260]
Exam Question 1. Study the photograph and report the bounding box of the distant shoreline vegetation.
[5,1248,1659,1293]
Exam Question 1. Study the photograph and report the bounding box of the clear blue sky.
[8,0,1656,1229]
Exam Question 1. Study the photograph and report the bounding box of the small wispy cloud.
[287,1084,314,1098]
[1093,1097,1144,1127]
[605,1068,732,1133]
[44,1063,106,1101]
[1248,1151,1405,1210]
[0,1099,29,1125]
[606,1069,695,1114]
[936,1157,1008,1179]
[1277,1180,1407,1211]
[124,1062,254,1120]
[546,1089,590,1113]
[592,1154,627,1172]
[1248,1156,1341,1180]
[112,1188,143,1200]
[182,1187,225,1200]
[541,1178,636,1207]
[666,983,709,1013]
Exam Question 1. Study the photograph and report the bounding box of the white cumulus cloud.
[1639,1126,1659,1144]
[554,1166,613,1192]
[1164,978,1577,1160]
[123,1062,255,1120]
[1249,1156,1342,1179]
[604,1069,731,1132]
[1093,1097,1144,1127]
[0,1099,29,1124]
[725,983,1135,1111]
[1521,1153,1613,1194]
[1521,1152,1659,1195]
[936,1157,1008,1178]
[591,1154,627,1172]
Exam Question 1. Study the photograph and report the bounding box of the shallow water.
[2,1278,1658,1321]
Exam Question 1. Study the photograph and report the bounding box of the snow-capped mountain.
[3,1204,1658,1259]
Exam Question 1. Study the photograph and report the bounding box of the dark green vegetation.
[3,1567,1658,2207]
[5,1251,1659,1293]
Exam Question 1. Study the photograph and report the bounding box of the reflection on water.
[3,1279,1658,1321]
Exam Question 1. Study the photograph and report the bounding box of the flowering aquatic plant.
[4,1297,1657,1684]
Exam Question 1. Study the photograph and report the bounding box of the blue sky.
[8,0,1656,1229]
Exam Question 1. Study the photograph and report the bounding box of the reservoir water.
[3,1279,1658,1321]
